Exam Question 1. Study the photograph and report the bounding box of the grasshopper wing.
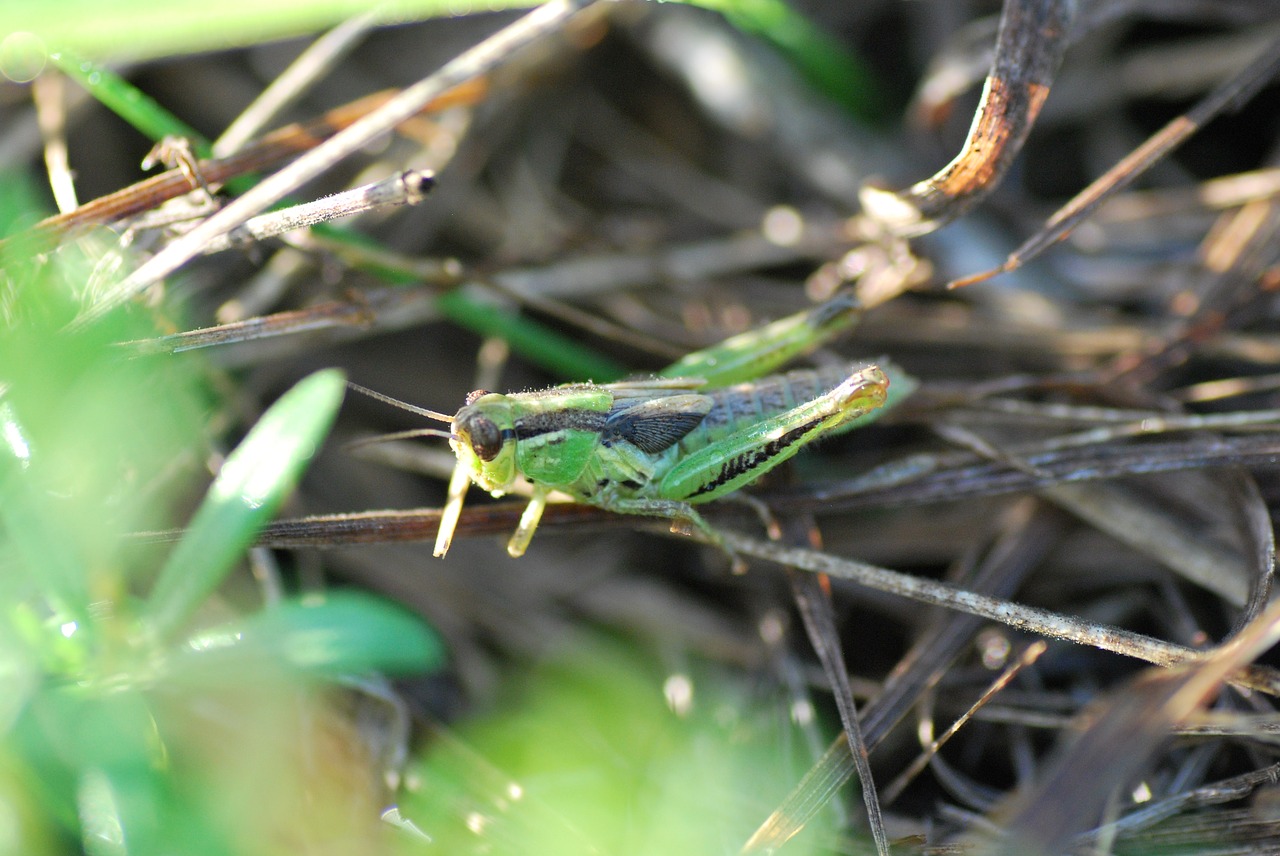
[603,394,712,454]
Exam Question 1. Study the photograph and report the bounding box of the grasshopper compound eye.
[464,414,503,461]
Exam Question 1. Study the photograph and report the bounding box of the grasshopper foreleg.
[434,457,475,558]
[507,487,550,558]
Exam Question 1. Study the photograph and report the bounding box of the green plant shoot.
[366,293,909,558]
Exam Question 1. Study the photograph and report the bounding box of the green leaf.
[143,370,346,641]
[175,590,446,680]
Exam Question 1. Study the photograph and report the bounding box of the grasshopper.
[358,294,910,558]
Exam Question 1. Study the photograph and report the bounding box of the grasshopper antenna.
[344,427,453,454]
[346,381,454,423]
[343,382,467,555]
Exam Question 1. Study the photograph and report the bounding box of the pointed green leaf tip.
[179,591,445,679]
[145,370,346,640]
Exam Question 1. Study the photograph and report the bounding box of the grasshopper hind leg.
[596,494,747,570]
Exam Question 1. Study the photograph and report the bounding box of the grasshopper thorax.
[451,392,518,494]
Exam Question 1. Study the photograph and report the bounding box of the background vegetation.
[3,1,1280,853]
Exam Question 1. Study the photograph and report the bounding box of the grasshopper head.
[435,391,517,558]
[450,391,518,493]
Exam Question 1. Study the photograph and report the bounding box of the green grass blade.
[329,231,629,381]
[5,1,543,62]
[49,50,206,152]
[436,291,627,382]
[177,590,446,680]
[15,1,885,122]
[143,370,346,641]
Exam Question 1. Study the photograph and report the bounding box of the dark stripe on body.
[514,408,607,441]
[688,417,820,498]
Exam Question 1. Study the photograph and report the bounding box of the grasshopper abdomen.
[684,362,876,452]
[658,363,888,506]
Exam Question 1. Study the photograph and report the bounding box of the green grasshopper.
[358,294,911,558]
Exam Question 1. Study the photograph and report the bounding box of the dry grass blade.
[721,533,1280,695]
[950,32,1280,288]
[774,509,890,856]
[75,0,596,325]
[987,596,1280,854]
[861,0,1076,237]
[743,500,1068,850]
[6,87,479,252]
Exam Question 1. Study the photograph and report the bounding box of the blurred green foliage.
[0,203,444,852]
[405,636,838,855]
